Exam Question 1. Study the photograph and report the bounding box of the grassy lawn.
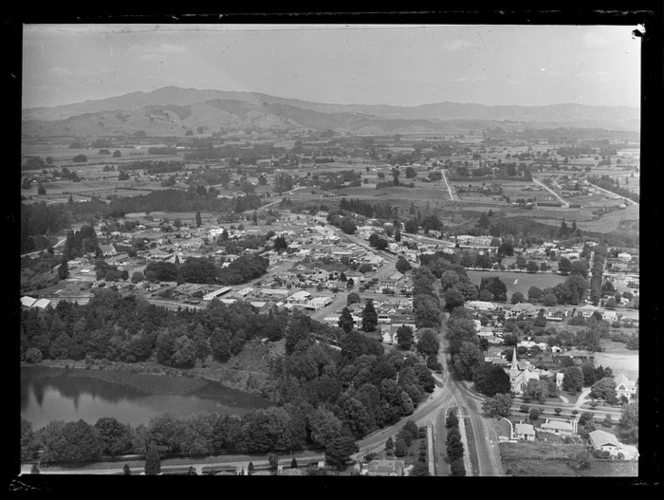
[466,270,565,296]
[500,442,586,477]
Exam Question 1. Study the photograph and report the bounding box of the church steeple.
[510,347,519,372]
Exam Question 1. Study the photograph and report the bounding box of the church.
[506,347,541,394]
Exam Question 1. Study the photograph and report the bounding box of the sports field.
[466,270,566,296]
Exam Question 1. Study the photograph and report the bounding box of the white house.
[539,419,575,436]
[306,297,333,310]
[589,430,623,457]
[615,373,637,401]
[287,290,312,304]
[515,423,536,441]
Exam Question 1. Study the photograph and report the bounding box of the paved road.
[20,452,326,476]
[532,178,570,208]
[437,314,504,476]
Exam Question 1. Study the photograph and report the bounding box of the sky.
[22,24,642,109]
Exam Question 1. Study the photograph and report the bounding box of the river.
[20,368,272,430]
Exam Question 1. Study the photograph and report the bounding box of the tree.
[558,257,573,276]
[195,211,202,227]
[443,287,465,312]
[562,366,584,393]
[325,435,358,470]
[95,417,133,457]
[618,401,638,444]
[528,286,543,302]
[39,420,102,464]
[526,261,539,274]
[123,464,131,475]
[450,459,466,476]
[268,453,280,473]
[338,307,354,334]
[416,329,439,358]
[482,393,513,418]
[395,257,412,274]
[511,291,525,304]
[404,219,419,234]
[410,461,430,476]
[394,436,408,457]
[145,445,161,475]
[453,342,483,381]
[396,324,414,351]
[473,362,511,396]
[529,408,541,421]
[340,217,357,235]
[361,300,378,332]
[37,183,46,195]
[21,418,38,461]
[523,379,549,402]
[542,293,558,307]
[346,292,361,306]
[58,260,69,280]
[590,377,617,402]
[291,457,298,469]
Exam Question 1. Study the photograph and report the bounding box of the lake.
[20,369,272,430]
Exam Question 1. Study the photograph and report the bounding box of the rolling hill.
[21,86,640,138]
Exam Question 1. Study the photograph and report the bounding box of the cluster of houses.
[510,420,637,460]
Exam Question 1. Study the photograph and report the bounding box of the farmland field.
[466,270,565,296]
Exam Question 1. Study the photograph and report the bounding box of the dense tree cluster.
[21,292,439,464]
[338,198,396,220]
[445,410,466,476]
[20,290,293,365]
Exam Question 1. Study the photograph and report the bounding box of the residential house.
[615,373,637,401]
[515,423,536,441]
[507,302,538,319]
[287,290,312,304]
[577,304,599,318]
[589,430,623,457]
[465,300,497,313]
[366,459,405,477]
[539,419,576,437]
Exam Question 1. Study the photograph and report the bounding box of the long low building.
[203,287,232,301]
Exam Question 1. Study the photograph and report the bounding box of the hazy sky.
[22,24,641,109]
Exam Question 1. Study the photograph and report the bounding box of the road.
[352,311,504,476]
[20,452,326,476]
[532,178,570,208]
[437,313,504,476]
[587,182,639,206]
[21,235,68,258]
[440,169,455,201]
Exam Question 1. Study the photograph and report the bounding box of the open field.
[500,442,586,476]
[466,270,565,296]
[592,351,639,381]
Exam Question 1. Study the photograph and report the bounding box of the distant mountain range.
[22,86,640,137]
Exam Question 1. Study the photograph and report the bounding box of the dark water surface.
[21,369,271,429]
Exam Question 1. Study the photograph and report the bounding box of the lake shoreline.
[20,360,273,400]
